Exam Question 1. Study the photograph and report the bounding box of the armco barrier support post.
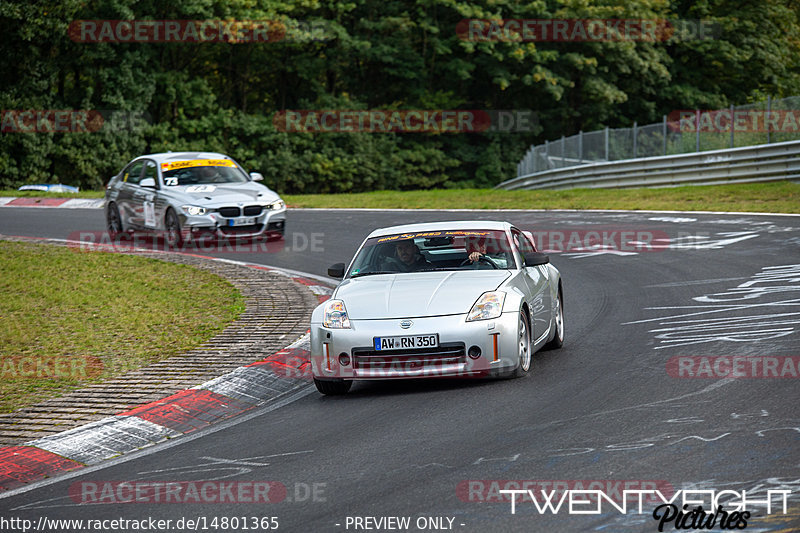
[767,95,772,144]
[695,110,700,152]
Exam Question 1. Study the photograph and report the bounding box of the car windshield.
[347,229,515,277]
[161,159,249,186]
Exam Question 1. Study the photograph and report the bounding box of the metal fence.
[498,140,800,191]
[512,95,800,183]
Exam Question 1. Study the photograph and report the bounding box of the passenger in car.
[383,239,433,272]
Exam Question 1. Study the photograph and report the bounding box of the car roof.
[366,220,513,238]
[135,152,233,164]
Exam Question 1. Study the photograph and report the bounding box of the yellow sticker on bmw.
[373,334,439,351]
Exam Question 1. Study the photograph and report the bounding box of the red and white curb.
[0,197,105,208]
[0,239,333,493]
[0,334,317,493]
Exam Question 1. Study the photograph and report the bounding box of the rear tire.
[314,378,352,395]
[106,202,124,237]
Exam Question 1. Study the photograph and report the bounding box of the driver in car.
[383,239,432,272]
[466,236,505,266]
[196,165,224,183]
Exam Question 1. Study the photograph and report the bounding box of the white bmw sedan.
[105,152,286,246]
[310,221,564,395]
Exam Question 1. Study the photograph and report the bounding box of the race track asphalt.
[0,206,798,532]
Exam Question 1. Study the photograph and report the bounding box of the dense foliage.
[1,0,798,193]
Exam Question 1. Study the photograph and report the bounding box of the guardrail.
[495,140,800,190]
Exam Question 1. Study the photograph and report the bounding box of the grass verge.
[0,190,104,198]
[3,180,798,213]
[285,181,800,213]
[0,241,245,413]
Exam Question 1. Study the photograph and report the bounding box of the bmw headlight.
[466,291,506,321]
[182,205,207,216]
[323,299,351,329]
[267,199,285,210]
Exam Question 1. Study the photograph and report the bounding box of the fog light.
[468,345,482,359]
[339,353,350,366]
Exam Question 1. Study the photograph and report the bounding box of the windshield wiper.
[349,271,396,278]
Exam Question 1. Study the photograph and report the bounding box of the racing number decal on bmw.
[143,200,156,227]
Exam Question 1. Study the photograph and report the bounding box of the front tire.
[513,309,532,377]
[314,378,352,395]
[544,287,564,350]
[164,208,184,249]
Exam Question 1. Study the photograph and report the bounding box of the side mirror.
[328,263,345,279]
[140,177,156,188]
[524,252,549,266]
[250,172,264,181]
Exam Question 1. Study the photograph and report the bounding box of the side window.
[143,160,158,187]
[512,229,536,259]
[123,161,145,185]
[518,234,535,254]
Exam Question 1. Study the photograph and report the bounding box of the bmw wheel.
[165,208,184,249]
[106,202,124,237]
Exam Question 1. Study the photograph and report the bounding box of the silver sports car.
[310,221,564,395]
[105,152,286,246]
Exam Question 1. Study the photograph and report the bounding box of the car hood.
[335,270,511,319]
[167,182,279,205]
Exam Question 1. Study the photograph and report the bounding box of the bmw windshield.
[160,158,249,186]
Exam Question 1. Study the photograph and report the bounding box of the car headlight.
[466,291,506,321]
[323,299,351,329]
[182,205,207,216]
[267,199,285,210]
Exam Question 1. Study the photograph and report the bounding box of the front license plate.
[373,334,439,351]
[228,217,256,227]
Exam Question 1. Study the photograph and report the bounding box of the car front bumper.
[179,207,286,239]
[310,312,521,380]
